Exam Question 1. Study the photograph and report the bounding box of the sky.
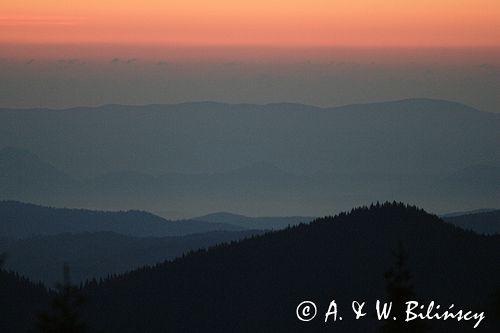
[1,0,499,110]
[2,0,499,48]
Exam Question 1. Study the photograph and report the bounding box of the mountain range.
[0,230,263,286]
[0,200,244,239]
[1,98,499,216]
[0,201,308,285]
[193,212,312,230]
[0,200,497,287]
[443,210,500,235]
[81,203,500,332]
[2,203,499,332]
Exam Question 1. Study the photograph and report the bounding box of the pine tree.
[380,243,426,333]
[37,264,86,333]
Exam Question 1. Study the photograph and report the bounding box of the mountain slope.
[80,203,500,332]
[443,210,500,235]
[0,269,49,332]
[441,208,497,218]
[0,230,263,286]
[0,201,244,239]
[194,212,313,230]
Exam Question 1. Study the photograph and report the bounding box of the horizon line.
[0,97,490,114]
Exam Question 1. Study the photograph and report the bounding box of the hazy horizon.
[1,49,499,112]
[3,1,499,110]
[1,99,498,218]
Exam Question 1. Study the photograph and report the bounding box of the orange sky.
[1,0,500,58]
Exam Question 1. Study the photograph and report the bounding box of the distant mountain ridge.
[0,230,264,286]
[0,147,76,196]
[443,210,500,235]
[194,212,313,230]
[2,203,500,332]
[1,98,499,215]
[0,201,244,239]
[0,98,486,113]
[441,208,497,218]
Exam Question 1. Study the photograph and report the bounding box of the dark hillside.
[81,203,500,332]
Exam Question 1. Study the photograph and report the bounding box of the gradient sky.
[1,1,499,110]
[2,0,500,48]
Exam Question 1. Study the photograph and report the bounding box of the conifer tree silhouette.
[37,264,86,333]
[380,243,426,333]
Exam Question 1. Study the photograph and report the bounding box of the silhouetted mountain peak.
[73,202,500,332]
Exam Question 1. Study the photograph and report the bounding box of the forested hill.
[0,269,50,332]
[1,203,499,332]
[0,230,264,286]
[0,201,243,239]
[80,203,500,332]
